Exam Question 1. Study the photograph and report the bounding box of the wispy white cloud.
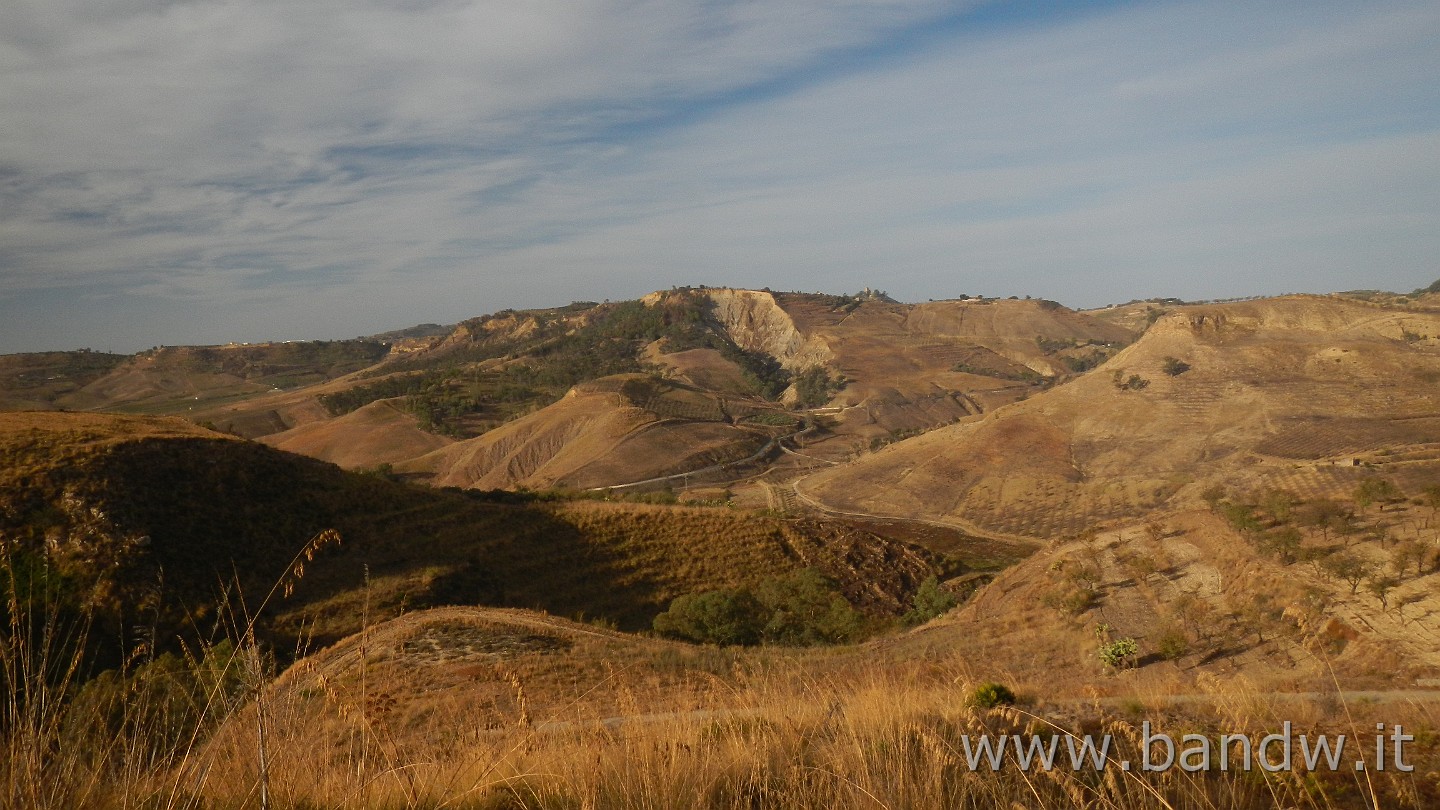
[0,0,1437,351]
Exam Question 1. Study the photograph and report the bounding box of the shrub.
[1100,637,1134,668]
[755,569,863,645]
[1155,627,1189,661]
[1042,587,1096,616]
[1062,352,1106,373]
[653,569,864,646]
[1200,484,1227,508]
[1109,369,1150,390]
[792,367,841,409]
[901,576,958,626]
[1161,357,1191,376]
[970,682,1016,709]
[652,589,765,646]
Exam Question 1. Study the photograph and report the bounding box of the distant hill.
[802,295,1440,539]
[362,322,453,342]
[0,288,1132,486]
[0,349,128,410]
[8,284,1436,497]
[5,340,390,418]
[393,374,793,490]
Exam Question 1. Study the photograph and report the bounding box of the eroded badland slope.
[1,289,1138,489]
[803,295,1440,538]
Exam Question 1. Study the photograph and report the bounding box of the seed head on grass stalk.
[162,528,343,808]
[0,544,100,809]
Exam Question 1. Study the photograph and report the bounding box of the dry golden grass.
[9,521,1440,809]
[168,609,1440,809]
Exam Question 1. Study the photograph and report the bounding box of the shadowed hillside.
[0,412,933,662]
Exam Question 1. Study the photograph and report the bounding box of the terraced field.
[1255,416,1440,459]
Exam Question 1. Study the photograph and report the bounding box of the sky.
[1,0,1438,353]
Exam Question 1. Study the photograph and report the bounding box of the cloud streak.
[0,0,1437,352]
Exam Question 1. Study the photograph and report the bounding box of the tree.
[755,569,864,645]
[1259,526,1302,565]
[1421,484,1440,528]
[1365,575,1398,611]
[1170,592,1214,645]
[1319,550,1374,594]
[902,576,958,626]
[1297,498,1350,542]
[652,589,764,646]
[1119,550,1158,585]
[1354,477,1402,513]
[1261,488,1298,523]
[1220,502,1262,534]
[1390,541,1425,578]
[1233,593,1282,643]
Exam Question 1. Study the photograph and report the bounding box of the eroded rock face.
[702,289,833,371]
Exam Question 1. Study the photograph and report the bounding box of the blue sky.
[1,0,1437,353]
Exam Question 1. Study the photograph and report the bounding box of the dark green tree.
[651,589,764,646]
[902,576,958,626]
[755,569,863,645]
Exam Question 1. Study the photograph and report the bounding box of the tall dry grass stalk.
[0,545,96,808]
[0,529,343,809]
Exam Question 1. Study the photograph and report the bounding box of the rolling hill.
[801,295,1440,539]
[0,288,1140,489]
[11,284,1440,810]
[0,411,934,662]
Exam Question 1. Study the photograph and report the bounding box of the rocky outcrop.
[702,289,833,371]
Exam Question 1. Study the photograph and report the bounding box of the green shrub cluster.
[901,576,958,626]
[792,367,843,408]
[652,569,864,646]
[1097,637,1138,670]
[969,682,1016,708]
[1110,369,1150,390]
[67,641,249,766]
[951,361,1044,383]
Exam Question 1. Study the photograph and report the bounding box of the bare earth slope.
[260,398,453,468]
[712,290,1136,437]
[395,375,778,490]
[802,295,1440,539]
